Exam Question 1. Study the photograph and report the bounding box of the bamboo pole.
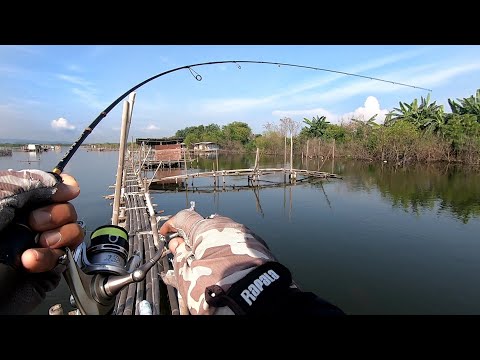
[112,100,130,225]
[122,93,136,198]
[290,133,293,182]
[332,138,335,160]
[126,92,136,134]
[254,147,259,184]
[213,161,217,188]
[148,161,163,188]
[306,139,309,171]
[184,147,188,176]
[332,138,335,174]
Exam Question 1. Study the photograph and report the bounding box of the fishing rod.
[52,59,432,175]
[0,60,430,315]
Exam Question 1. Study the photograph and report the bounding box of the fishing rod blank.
[52,60,431,175]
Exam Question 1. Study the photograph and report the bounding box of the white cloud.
[197,52,480,121]
[272,96,389,125]
[71,88,104,109]
[197,49,430,115]
[57,74,92,87]
[52,117,76,130]
[272,107,337,121]
[348,47,431,74]
[57,73,105,109]
[402,63,480,88]
[341,96,389,123]
[143,124,161,131]
[295,62,480,107]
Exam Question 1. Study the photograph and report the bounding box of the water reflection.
[2,150,480,314]
[336,161,480,224]
[154,154,480,224]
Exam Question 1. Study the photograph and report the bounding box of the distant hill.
[0,138,71,145]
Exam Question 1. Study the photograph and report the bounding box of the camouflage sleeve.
[162,209,277,315]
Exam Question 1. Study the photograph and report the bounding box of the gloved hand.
[159,208,279,315]
[0,170,84,314]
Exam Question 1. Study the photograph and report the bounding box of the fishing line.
[53,59,432,175]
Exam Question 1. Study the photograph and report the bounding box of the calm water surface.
[1,148,480,315]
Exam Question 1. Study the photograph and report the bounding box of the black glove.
[0,169,62,314]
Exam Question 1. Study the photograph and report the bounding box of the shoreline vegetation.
[174,90,480,166]
[3,90,480,166]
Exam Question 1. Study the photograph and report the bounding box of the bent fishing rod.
[0,60,430,314]
[52,59,431,175]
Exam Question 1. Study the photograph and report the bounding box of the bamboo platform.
[92,93,340,316]
[150,167,341,187]
[112,160,180,315]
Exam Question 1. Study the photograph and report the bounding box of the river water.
[1,148,480,315]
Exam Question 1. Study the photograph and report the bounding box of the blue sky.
[1,45,479,143]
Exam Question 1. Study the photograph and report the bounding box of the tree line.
[173,90,480,165]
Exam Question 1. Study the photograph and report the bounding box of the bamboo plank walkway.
[113,159,179,315]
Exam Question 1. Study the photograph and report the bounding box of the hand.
[0,170,84,314]
[159,209,277,315]
[22,173,84,272]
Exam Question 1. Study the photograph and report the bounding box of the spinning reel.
[61,222,173,315]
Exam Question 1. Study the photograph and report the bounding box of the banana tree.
[448,89,480,122]
[384,93,445,133]
[302,115,330,138]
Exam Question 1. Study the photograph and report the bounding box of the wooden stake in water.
[332,138,335,174]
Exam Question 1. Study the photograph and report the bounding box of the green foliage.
[171,90,480,164]
[324,124,347,142]
[222,121,253,145]
[302,116,330,138]
[385,93,445,133]
[184,133,200,146]
[442,114,480,151]
[448,89,480,122]
[255,131,284,155]
[385,121,419,145]
[176,123,240,147]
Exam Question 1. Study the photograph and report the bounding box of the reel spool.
[77,224,129,276]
